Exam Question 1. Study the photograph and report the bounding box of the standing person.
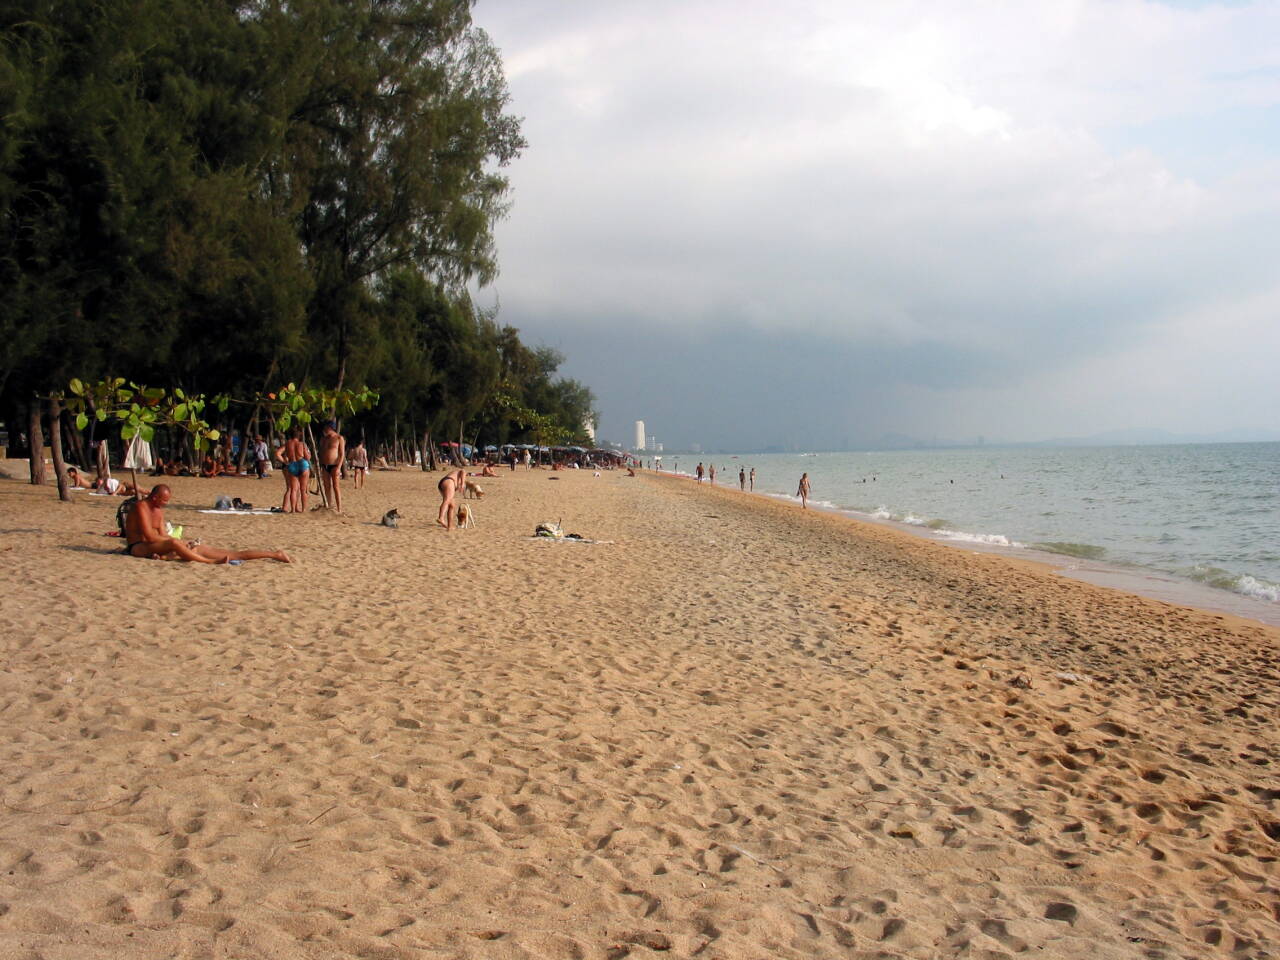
[523,449,532,470]
[253,435,270,479]
[797,472,811,509]
[437,468,464,529]
[739,467,746,490]
[317,421,346,512]
[351,440,369,489]
[695,462,704,483]
[709,464,716,485]
[749,467,755,491]
[276,429,311,513]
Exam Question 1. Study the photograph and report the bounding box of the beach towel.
[198,508,279,515]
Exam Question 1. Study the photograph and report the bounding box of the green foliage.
[63,377,221,451]
[257,383,380,434]
[4,1,593,454]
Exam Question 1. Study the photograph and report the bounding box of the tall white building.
[634,420,646,451]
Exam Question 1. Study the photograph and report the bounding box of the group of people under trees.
[112,421,487,564]
[274,421,362,514]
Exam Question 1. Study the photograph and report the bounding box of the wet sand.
[1,464,1277,959]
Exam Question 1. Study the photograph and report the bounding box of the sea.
[661,443,1280,627]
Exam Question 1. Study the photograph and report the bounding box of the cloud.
[473,0,1280,446]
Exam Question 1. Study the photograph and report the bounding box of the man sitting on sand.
[123,484,291,563]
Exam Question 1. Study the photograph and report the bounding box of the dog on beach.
[456,503,475,529]
[380,508,402,529]
[463,480,484,499]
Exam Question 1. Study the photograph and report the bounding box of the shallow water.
[668,443,1280,623]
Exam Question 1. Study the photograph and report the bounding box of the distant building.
[584,419,596,443]
[634,420,645,451]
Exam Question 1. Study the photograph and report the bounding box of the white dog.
[456,503,475,529]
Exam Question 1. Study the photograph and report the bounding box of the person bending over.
[123,484,291,563]
[436,468,465,530]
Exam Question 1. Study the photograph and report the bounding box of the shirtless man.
[276,429,311,513]
[123,484,291,563]
[317,421,346,512]
[437,468,465,529]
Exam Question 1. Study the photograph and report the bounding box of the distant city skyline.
[473,1,1280,450]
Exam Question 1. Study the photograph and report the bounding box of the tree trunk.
[421,427,432,471]
[236,404,260,473]
[48,398,70,501]
[305,423,329,508]
[27,401,45,485]
[64,409,88,470]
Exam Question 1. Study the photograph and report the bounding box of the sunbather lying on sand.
[123,484,291,563]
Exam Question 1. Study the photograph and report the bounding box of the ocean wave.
[1033,541,1107,561]
[935,529,1022,547]
[1185,566,1280,603]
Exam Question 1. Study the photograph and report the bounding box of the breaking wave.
[1185,566,1280,603]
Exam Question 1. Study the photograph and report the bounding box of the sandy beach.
[1,464,1277,959]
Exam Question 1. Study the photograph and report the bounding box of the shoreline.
[2,467,1277,958]
[655,467,1280,628]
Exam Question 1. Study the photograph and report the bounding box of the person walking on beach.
[797,472,811,509]
[739,467,746,490]
[350,440,369,489]
[253,435,270,479]
[696,462,704,483]
[709,464,716,485]
[749,467,755,491]
[317,421,346,512]
[276,429,311,513]
[437,468,465,529]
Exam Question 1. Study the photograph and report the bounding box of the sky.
[468,0,1280,450]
